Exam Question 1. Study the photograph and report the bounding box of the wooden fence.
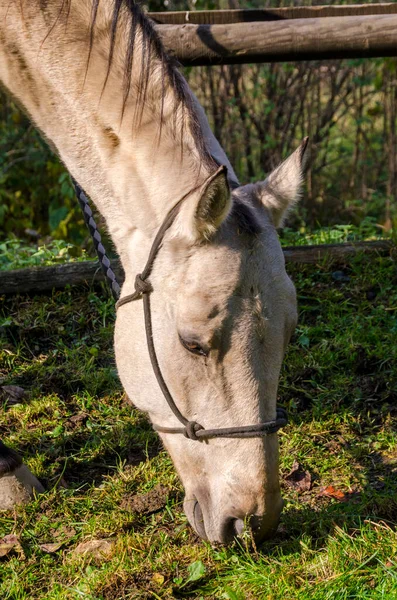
[152,4,397,65]
[1,3,396,294]
[150,3,397,24]
[0,242,392,295]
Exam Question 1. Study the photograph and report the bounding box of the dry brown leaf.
[284,461,312,493]
[72,539,115,559]
[0,534,25,559]
[68,412,88,426]
[318,485,346,501]
[39,542,64,554]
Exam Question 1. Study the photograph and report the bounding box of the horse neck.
[0,1,215,261]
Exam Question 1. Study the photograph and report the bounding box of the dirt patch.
[284,461,312,493]
[125,440,161,466]
[67,412,88,428]
[120,484,170,515]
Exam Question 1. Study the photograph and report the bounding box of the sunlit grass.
[1,248,396,598]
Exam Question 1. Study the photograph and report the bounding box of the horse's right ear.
[256,138,310,227]
[173,166,232,243]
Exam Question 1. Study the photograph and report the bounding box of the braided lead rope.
[72,179,121,300]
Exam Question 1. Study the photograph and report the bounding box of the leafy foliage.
[0,95,85,243]
[0,238,87,271]
[0,1,396,245]
[279,217,389,246]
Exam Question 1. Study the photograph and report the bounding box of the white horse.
[0,1,307,544]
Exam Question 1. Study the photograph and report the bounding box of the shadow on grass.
[1,339,161,491]
[10,413,162,490]
[258,403,397,560]
[1,289,163,490]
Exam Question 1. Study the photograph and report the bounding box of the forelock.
[227,198,263,237]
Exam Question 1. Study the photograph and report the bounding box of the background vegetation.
[1,0,396,250]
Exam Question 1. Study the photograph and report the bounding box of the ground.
[0,248,397,599]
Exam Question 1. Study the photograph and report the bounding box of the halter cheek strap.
[115,180,288,441]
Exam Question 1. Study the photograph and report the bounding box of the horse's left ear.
[174,165,231,243]
[257,137,310,227]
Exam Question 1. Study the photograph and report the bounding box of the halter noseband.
[115,183,288,441]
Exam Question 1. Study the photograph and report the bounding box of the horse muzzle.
[184,490,284,545]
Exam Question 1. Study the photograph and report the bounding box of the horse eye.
[179,336,208,356]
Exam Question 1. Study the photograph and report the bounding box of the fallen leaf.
[50,526,76,539]
[284,461,312,493]
[72,539,115,559]
[0,385,26,407]
[68,412,88,426]
[318,485,346,501]
[0,534,25,559]
[39,542,64,553]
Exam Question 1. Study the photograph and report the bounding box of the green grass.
[279,216,393,247]
[1,248,397,599]
[1,217,393,272]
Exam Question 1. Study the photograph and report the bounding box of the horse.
[0,0,308,544]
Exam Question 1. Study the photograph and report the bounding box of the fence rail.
[0,242,392,295]
[156,15,397,66]
[150,3,397,24]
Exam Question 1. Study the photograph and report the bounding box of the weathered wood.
[0,242,392,295]
[0,260,124,296]
[156,15,397,65]
[150,4,397,25]
[282,240,393,264]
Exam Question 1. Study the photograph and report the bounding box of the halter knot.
[184,421,204,441]
[135,274,152,296]
[276,406,288,424]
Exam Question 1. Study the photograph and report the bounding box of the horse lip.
[193,499,207,540]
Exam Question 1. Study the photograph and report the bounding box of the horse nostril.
[233,518,245,536]
[228,516,264,542]
[193,500,207,540]
[220,517,246,543]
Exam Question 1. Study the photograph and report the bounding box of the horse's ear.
[257,138,309,227]
[174,165,231,242]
